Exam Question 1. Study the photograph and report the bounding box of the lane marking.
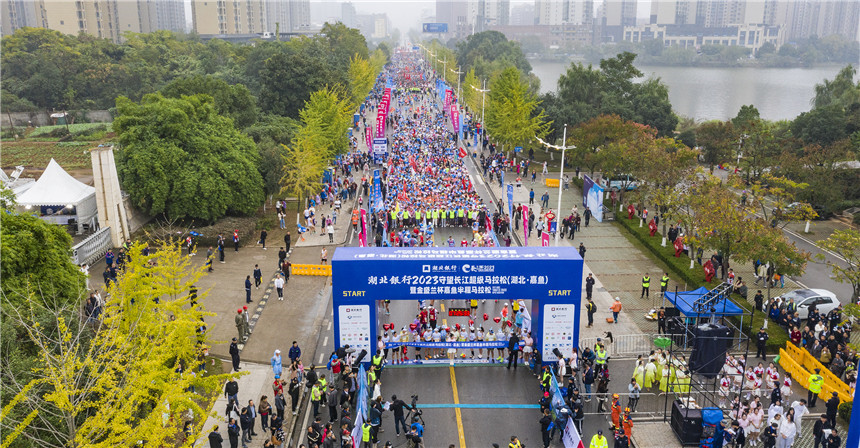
[318,353,324,363]
[323,336,329,346]
[418,403,541,409]
[327,320,332,331]
[449,366,467,448]
[783,228,846,262]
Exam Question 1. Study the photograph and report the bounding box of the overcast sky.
[185,0,654,36]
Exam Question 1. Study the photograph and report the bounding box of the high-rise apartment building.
[1,0,185,40]
[341,2,356,28]
[264,0,291,34]
[603,0,637,27]
[483,0,510,26]
[289,0,310,31]
[567,0,594,25]
[190,0,269,35]
[535,0,568,25]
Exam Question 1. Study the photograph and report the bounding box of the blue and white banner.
[582,174,604,223]
[507,184,514,218]
[372,169,384,212]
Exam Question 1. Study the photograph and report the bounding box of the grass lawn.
[28,123,113,137]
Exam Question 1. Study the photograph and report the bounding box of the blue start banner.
[332,247,583,365]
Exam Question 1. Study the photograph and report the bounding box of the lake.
[529,59,849,122]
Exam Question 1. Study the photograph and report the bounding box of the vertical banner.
[506,184,514,218]
[358,208,367,247]
[372,169,383,212]
[450,105,459,135]
[444,89,452,109]
[522,205,529,246]
[375,114,385,138]
[582,175,605,223]
[365,124,372,149]
[541,232,550,247]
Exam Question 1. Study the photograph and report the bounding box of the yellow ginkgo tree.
[4,241,236,448]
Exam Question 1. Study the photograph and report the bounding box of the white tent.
[16,159,97,233]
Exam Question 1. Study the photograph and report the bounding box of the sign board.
[515,146,523,153]
[542,304,575,361]
[422,23,448,33]
[447,307,470,317]
[582,175,605,223]
[332,247,583,366]
[338,304,372,355]
[372,138,388,154]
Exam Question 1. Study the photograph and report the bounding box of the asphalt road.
[780,226,854,301]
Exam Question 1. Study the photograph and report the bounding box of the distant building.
[341,1,356,28]
[435,0,510,37]
[622,23,785,53]
[1,0,185,41]
[509,2,535,26]
[289,0,310,31]
[266,0,292,34]
[488,23,595,48]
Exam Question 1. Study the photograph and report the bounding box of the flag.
[458,146,467,158]
[561,420,585,448]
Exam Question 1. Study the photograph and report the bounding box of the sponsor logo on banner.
[562,420,585,448]
[541,232,550,246]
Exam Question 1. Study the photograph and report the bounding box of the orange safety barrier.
[777,343,852,404]
[545,178,560,188]
[291,264,332,276]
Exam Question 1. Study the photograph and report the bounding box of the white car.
[775,289,840,319]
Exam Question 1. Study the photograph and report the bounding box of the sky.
[321,0,654,36]
[186,0,655,35]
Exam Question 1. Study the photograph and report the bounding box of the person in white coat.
[777,413,797,448]
[789,399,808,436]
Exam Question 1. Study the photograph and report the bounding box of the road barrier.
[291,264,332,276]
[581,334,659,358]
[779,342,852,403]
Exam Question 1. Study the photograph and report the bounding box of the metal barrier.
[72,227,112,266]
[291,264,332,276]
[581,334,659,358]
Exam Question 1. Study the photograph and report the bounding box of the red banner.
[358,208,367,247]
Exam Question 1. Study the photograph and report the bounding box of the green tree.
[812,65,860,109]
[299,86,355,158]
[258,50,334,118]
[816,229,860,300]
[485,67,550,152]
[792,105,848,146]
[696,121,737,172]
[0,213,86,307]
[542,52,677,140]
[455,31,532,78]
[161,75,258,128]
[114,93,264,222]
[732,105,761,130]
[348,55,379,110]
[2,242,234,447]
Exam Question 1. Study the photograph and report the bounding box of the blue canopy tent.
[663,285,749,351]
[663,287,744,317]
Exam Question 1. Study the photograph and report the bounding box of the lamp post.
[450,65,463,103]
[536,126,576,246]
[470,80,490,145]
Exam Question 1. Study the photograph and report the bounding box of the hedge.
[615,214,789,351]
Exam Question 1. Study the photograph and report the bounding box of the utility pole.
[450,65,463,104]
[471,80,490,143]
[535,128,576,246]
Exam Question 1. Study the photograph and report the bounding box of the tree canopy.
[160,75,258,128]
[485,67,550,151]
[114,93,264,222]
[541,52,678,140]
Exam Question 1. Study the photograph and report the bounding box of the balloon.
[468,319,475,326]
[483,313,489,321]
[506,320,513,327]
[493,317,501,323]
[409,323,418,331]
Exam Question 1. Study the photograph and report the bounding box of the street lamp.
[535,125,576,246]
[449,65,463,103]
[470,80,490,145]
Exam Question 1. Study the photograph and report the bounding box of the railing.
[72,227,112,266]
[580,333,659,358]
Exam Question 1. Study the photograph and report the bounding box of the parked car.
[774,289,840,319]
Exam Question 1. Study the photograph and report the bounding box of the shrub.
[837,401,852,423]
